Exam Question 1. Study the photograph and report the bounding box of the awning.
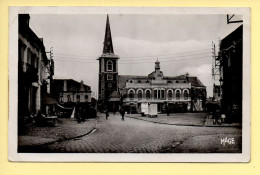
[42,96,58,105]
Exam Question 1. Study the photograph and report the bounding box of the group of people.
[212,109,226,125]
[105,107,126,121]
[75,106,87,123]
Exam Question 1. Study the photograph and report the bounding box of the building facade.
[219,25,242,122]
[213,84,221,102]
[18,14,54,121]
[97,15,207,113]
[52,79,92,104]
[52,79,92,118]
[118,60,206,113]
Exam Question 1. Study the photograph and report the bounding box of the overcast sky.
[29,14,242,98]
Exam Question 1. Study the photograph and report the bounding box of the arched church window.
[184,90,189,100]
[107,60,113,71]
[176,90,181,100]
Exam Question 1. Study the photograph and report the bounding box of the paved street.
[31,113,242,153]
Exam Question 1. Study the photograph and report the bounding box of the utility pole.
[46,47,53,59]
[45,47,54,94]
[227,14,243,24]
[212,41,220,81]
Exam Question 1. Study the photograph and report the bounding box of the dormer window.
[146,80,149,83]
[129,80,133,83]
[138,80,142,83]
[107,60,113,72]
[167,80,172,83]
[176,81,179,83]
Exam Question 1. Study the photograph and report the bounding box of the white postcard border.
[8,6,251,162]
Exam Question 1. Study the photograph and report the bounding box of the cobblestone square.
[20,113,242,153]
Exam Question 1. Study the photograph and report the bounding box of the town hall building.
[98,15,207,113]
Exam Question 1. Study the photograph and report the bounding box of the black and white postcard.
[8,6,250,162]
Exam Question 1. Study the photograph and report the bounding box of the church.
[97,15,207,113]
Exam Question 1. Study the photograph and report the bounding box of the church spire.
[103,15,114,54]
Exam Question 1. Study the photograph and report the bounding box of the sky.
[29,14,242,98]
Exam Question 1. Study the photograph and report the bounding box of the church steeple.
[103,15,114,54]
[98,15,119,105]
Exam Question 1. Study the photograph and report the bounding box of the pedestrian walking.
[120,107,125,121]
[105,109,109,120]
[213,109,221,125]
[113,104,116,115]
[77,107,82,123]
[221,113,226,123]
[166,105,170,116]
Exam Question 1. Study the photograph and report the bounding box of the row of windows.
[128,80,187,84]
[129,80,149,84]
[60,95,89,102]
[128,89,189,100]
